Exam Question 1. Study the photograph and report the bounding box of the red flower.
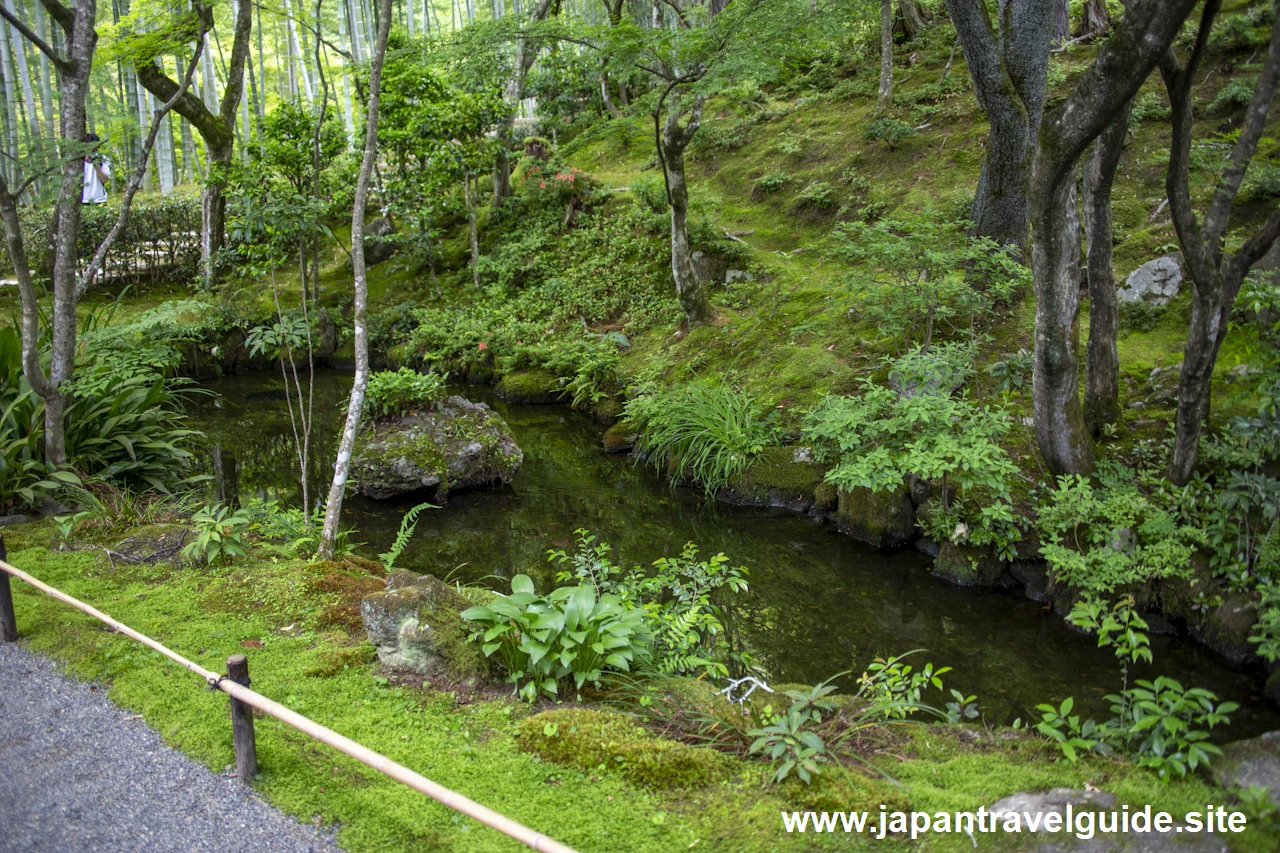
[539,181,546,189]
[478,342,488,351]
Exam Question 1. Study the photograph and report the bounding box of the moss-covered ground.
[3,517,1275,853]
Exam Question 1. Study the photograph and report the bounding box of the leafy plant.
[461,574,650,701]
[857,651,952,720]
[752,171,791,194]
[182,503,252,566]
[365,369,447,418]
[861,118,918,149]
[378,501,437,571]
[623,383,781,494]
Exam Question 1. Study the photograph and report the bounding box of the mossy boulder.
[360,570,487,681]
[932,541,1008,587]
[1214,731,1280,807]
[495,369,560,404]
[516,708,731,789]
[602,421,639,453]
[351,396,523,500]
[1190,591,1261,667]
[836,486,915,548]
[589,394,624,425]
[720,446,831,512]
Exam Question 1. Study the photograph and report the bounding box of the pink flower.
[478,342,488,351]
[539,181,546,189]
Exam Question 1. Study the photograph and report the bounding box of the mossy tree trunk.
[1082,99,1132,436]
[0,0,99,465]
[661,94,713,326]
[136,0,252,288]
[320,0,393,560]
[876,0,893,114]
[897,0,925,40]
[944,0,1051,254]
[1029,0,1199,476]
[493,0,554,203]
[1161,0,1280,484]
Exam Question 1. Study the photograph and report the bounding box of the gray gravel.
[0,641,345,853]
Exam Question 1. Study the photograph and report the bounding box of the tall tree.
[492,0,555,201]
[1161,0,1280,484]
[1082,98,1133,436]
[0,0,99,464]
[876,0,892,114]
[943,0,1051,253]
[661,92,711,323]
[1028,0,1199,475]
[319,0,395,559]
[135,0,253,287]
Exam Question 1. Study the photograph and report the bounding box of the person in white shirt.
[82,132,110,204]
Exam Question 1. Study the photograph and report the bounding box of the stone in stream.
[1214,731,1280,806]
[360,571,487,680]
[351,396,523,500]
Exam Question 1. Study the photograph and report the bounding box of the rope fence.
[0,541,581,853]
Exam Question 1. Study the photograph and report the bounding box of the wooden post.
[226,654,257,781]
[0,536,16,642]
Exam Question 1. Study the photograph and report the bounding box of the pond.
[190,367,1280,736]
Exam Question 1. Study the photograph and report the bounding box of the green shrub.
[1128,92,1171,126]
[752,170,792,194]
[182,503,252,566]
[1210,77,1257,114]
[623,384,781,494]
[1119,299,1166,332]
[861,118,918,149]
[1034,468,1205,594]
[461,574,649,701]
[793,180,839,213]
[365,368,446,418]
[630,175,668,214]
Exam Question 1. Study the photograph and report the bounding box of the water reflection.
[191,368,1279,736]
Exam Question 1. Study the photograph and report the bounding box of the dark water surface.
[192,367,1280,736]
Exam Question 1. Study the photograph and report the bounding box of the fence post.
[0,537,16,642]
[226,654,257,781]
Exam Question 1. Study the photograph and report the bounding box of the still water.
[191,367,1279,736]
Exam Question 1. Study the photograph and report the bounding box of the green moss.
[932,541,1006,587]
[516,708,732,789]
[494,369,561,404]
[728,445,828,501]
[602,421,638,453]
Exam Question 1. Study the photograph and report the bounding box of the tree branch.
[37,0,71,35]
[1204,0,1280,252]
[0,4,67,70]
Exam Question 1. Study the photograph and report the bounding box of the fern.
[379,501,437,571]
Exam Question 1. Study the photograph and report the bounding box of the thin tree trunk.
[284,0,314,101]
[34,1,51,138]
[661,95,712,326]
[1077,0,1108,38]
[465,173,479,285]
[320,0,393,560]
[0,10,21,187]
[1083,100,1131,436]
[493,0,554,202]
[876,0,893,114]
[1051,0,1069,44]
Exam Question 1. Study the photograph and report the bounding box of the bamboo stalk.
[0,559,582,853]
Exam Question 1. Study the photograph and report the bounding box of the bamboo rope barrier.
[0,559,581,853]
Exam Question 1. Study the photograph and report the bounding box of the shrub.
[182,503,252,566]
[630,175,668,214]
[461,574,650,701]
[752,170,792,194]
[793,180,839,213]
[623,384,782,494]
[1128,92,1171,126]
[1035,468,1205,594]
[364,368,446,418]
[1119,300,1166,332]
[861,118,918,149]
[1210,77,1257,114]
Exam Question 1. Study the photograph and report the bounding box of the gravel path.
[0,641,345,853]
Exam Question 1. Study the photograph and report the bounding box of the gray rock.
[360,571,487,680]
[991,787,1118,817]
[1215,730,1280,806]
[0,513,32,527]
[915,537,941,558]
[1011,560,1052,602]
[792,446,814,463]
[836,486,915,548]
[1119,255,1183,306]
[352,396,523,500]
[725,269,753,285]
[1034,831,1228,853]
[362,216,399,266]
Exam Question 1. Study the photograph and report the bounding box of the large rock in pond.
[932,540,1009,587]
[352,396,523,500]
[1118,254,1183,306]
[360,570,487,680]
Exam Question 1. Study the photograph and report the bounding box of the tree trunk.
[1161,0,1280,484]
[1051,0,1070,44]
[661,95,712,326]
[1077,0,1109,38]
[493,0,554,202]
[600,71,621,118]
[944,0,1052,254]
[136,0,252,287]
[1029,0,1200,475]
[897,0,925,40]
[321,0,393,560]
[1082,99,1132,435]
[876,0,893,114]
[465,173,479,286]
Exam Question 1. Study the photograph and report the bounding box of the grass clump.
[623,383,781,494]
[364,368,446,418]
